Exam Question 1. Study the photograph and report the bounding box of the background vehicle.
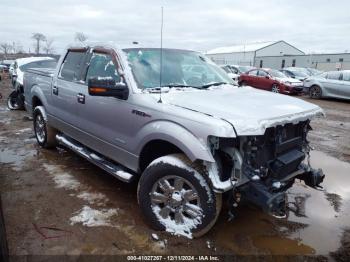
[304,70,350,100]
[23,45,324,238]
[306,68,323,76]
[280,67,310,81]
[221,65,240,82]
[8,57,57,110]
[239,68,303,94]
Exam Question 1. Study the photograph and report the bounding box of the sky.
[1,0,350,55]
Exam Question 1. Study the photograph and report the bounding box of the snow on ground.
[70,206,118,227]
[77,191,108,206]
[14,127,32,134]
[43,163,81,190]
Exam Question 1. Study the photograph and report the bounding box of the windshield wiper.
[199,82,233,89]
[165,84,196,88]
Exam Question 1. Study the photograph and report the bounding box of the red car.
[238,68,304,95]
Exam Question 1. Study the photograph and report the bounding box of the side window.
[327,72,341,80]
[258,70,267,77]
[86,53,120,82]
[342,72,350,82]
[59,51,86,81]
[248,70,258,76]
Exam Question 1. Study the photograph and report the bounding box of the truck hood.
[163,86,324,136]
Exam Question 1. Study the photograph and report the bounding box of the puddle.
[0,147,37,170]
[213,150,350,255]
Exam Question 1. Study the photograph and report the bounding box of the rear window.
[59,51,86,81]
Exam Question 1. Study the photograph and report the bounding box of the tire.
[309,85,322,99]
[137,154,222,238]
[7,91,25,110]
[33,106,58,149]
[271,84,280,93]
[240,81,247,86]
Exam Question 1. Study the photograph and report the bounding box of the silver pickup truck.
[23,45,325,238]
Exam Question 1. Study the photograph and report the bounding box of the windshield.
[123,48,233,89]
[268,69,287,78]
[286,68,310,77]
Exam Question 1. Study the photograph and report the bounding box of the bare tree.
[0,43,12,57]
[31,33,46,54]
[43,38,55,54]
[75,32,88,44]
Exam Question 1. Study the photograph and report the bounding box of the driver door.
[77,48,135,168]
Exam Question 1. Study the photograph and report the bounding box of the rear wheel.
[7,91,24,110]
[33,106,58,149]
[240,81,247,86]
[137,154,222,238]
[309,85,322,99]
[271,84,280,93]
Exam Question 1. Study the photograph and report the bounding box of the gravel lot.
[1,78,349,260]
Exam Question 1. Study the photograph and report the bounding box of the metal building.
[206,40,305,66]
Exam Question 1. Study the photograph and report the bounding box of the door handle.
[52,85,58,95]
[77,93,85,104]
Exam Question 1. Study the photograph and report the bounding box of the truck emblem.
[132,109,151,118]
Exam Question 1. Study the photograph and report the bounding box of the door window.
[258,70,268,77]
[86,53,120,82]
[59,51,86,81]
[342,72,350,82]
[327,71,341,80]
[248,70,258,76]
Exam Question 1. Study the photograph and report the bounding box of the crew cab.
[23,45,324,238]
[239,68,304,95]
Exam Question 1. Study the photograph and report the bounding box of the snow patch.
[77,192,107,206]
[70,206,118,227]
[152,206,202,239]
[43,164,81,190]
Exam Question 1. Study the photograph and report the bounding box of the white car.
[13,57,56,89]
[8,57,57,110]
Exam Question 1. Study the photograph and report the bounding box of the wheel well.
[139,140,184,172]
[32,96,43,111]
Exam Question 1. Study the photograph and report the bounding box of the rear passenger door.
[245,69,259,87]
[325,71,343,97]
[339,71,350,98]
[257,70,272,90]
[50,49,88,138]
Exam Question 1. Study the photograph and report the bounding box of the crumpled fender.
[136,120,215,163]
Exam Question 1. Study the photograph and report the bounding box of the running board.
[56,134,134,183]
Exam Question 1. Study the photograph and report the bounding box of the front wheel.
[7,91,25,110]
[33,106,58,149]
[271,84,280,93]
[137,154,222,238]
[309,85,322,99]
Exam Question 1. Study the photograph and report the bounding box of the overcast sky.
[1,0,350,55]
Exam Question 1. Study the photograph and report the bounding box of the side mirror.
[265,75,270,79]
[88,78,129,100]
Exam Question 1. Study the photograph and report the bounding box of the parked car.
[306,68,323,76]
[303,70,350,100]
[8,57,57,110]
[23,45,324,238]
[239,68,303,94]
[280,67,310,81]
[221,65,240,82]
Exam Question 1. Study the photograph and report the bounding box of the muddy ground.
[0,78,350,260]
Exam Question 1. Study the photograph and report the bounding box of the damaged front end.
[208,120,325,218]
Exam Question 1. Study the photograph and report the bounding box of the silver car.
[304,70,350,100]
